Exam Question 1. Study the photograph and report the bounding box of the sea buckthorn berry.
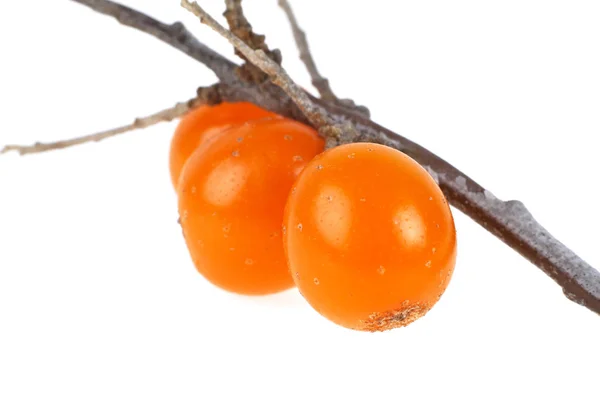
[283,143,456,331]
[169,102,278,188]
[178,119,324,295]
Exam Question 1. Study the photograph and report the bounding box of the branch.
[52,0,600,316]
[70,0,238,84]
[1,97,204,156]
[223,0,282,68]
[277,0,369,117]
[277,0,333,100]
[182,0,350,143]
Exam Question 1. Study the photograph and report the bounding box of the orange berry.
[169,102,278,188]
[178,119,324,295]
[283,143,456,331]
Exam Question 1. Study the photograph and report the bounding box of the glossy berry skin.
[169,102,278,188]
[178,119,324,295]
[283,143,456,331]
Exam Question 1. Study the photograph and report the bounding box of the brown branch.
[223,0,282,76]
[70,0,238,84]
[1,97,204,156]
[277,0,369,118]
[182,0,352,145]
[277,0,335,101]
[50,0,600,316]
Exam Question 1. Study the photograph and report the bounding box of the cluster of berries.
[169,102,456,332]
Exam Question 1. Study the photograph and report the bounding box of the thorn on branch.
[1,96,205,156]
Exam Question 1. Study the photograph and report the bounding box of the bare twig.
[277,0,335,101]
[277,0,369,117]
[1,98,203,156]
[70,0,238,84]
[182,0,350,143]
[30,0,600,316]
[223,0,281,66]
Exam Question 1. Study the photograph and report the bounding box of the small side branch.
[1,97,203,156]
[70,0,238,83]
[182,0,357,146]
[223,0,281,65]
[277,0,334,101]
[277,0,369,117]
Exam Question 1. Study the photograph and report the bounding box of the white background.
[1,1,599,399]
